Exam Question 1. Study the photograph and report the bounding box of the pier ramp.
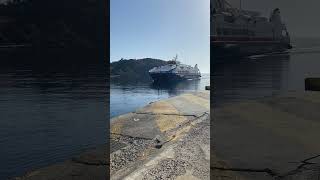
[110,91,210,180]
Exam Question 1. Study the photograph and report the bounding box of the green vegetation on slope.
[110,58,167,83]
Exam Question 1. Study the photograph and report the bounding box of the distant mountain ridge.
[110,58,167,83]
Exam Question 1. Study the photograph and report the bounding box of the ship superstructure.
[211,0,292,58]
[149,55,201,82]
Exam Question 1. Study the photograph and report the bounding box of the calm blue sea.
[110,73,210,118]
[0,55,107,179]
[212,37,320,106]
[1,37,319,179]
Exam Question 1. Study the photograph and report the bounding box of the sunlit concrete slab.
[213,92,320,179]
[110,91,210,180]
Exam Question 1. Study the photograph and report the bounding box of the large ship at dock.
[149,55,201,83]
[211,0,292,59]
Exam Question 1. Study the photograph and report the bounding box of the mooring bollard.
[305,78,320,91]
[205,86,210,90]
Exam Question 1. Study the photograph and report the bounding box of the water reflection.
[212,54,291,106]
[212,38,320,107]
[150,79,201,96]
[110,74,209,118]
[0,53,107,179]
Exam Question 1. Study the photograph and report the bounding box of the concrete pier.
[110,91,210,180]
[212,91,320,180]
[15,90,320,179]
[14,91,211,180]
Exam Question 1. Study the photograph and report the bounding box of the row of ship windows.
[216,28,255,36]
[176,71,197,73]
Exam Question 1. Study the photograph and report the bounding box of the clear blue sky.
[111,0,210,73]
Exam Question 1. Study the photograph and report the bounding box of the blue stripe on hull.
[149,73,201,82]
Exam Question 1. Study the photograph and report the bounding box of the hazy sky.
[228,0,320,38]
[111,0,210,73]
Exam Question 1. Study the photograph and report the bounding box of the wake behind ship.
[211,0,292,59]
[149,55,201,83]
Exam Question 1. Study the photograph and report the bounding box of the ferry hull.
[149,72,201,83]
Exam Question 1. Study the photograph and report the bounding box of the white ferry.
[149,55,201,83]
[211,0,292,58]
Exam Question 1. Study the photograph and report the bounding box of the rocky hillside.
[110,58,167,83]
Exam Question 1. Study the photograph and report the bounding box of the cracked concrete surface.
[14,92,210,180]
[14,91,320,180]
[213,91,320,180]
[110,91,210,180]
[138,114,210,180]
